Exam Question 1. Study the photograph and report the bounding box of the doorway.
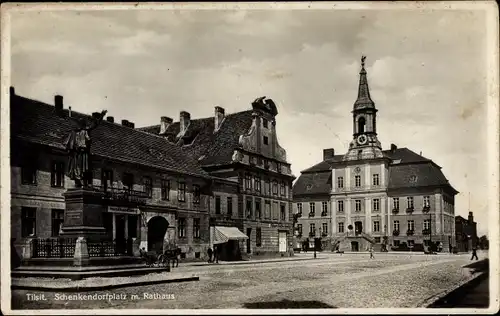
[246,228,252,253]
[351,241,359,252]
[147,216,169,254]
[115,215,126,254]
[278,231,287,253]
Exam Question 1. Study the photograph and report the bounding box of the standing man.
[471,245,479,261]
[214,244,219,264]
[207,247,213,263]
[369,245,375,259]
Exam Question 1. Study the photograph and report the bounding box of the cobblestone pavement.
[11,253,478,310]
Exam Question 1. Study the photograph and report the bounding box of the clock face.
[357,134,368,145]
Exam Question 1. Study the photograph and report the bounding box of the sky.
[8,5,492,235]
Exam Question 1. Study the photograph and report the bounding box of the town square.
[2,2,497,314]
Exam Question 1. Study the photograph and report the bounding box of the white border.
[1,1,499,315]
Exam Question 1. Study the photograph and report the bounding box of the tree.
[478,235,489,250]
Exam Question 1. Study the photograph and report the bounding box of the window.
[373,174,380,186]
[21,207,36,237]
[322,201,328,215]
[265,200,271,219]
[280,204,286,221]
[373,221,380,232]
[21,162,37,185]
[337,176,344,188]
[51,161,65,187]
[193,218,200,238]
[297,224,303,235]
[123,172,134,190]
[215,196,221,214]
[51,209,64,237]
[297,203,302,215]
[262,118,268,128]
[407,220,415,231]
[407,197,414,209]
[424,195,431,207]
[355,199,362,212]
[178,218,186,238]
[161,179,170,201]
[255,176,261,192]
[423,219,431,230]
[245,173,252,190]
[178,182,186,202]
[143,176,152,197]
[280,181,286,196]
[256,228,262,247]
[309,223,316,236]
[393,198,400,210]
[263,136,269,145]
[265,179,271,195]
[255,199,261,219]
[272,202,279,220]
[193,185,201,204]
[393,220,400,231]
[322,223,328,235]
[102,169,113,192]
[227,197,233,216]
[272,180,278,195]
[309,202,315,216]
[355,175,361,187]
[337,200,344,213]
[373,199,380,211]
[246,199,253,219]
[338,222,344,233]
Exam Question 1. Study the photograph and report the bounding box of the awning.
[213,226,248,244]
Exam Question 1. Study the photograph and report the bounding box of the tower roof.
[354,56,376,111]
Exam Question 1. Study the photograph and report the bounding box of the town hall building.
[293,57,458,252]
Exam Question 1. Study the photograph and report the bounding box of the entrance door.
[246,228,252,253]
[147,216,169,254]
[115,215,126,254]
[351,241,359,252]
[355,221,363,234]
[278,231,287,252]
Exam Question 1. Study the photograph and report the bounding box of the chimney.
[68,106,72,117]
[129,122,135,129]
[323,148,335,160]
[160,116,173,134]
[180,111,191,134]
[92,112,100,119]
[9,86,15,96]
[54,95,63,112]
[390,144,397,151]
[106,116,114,123]
[122,119,129,127]
[214,106,225,131]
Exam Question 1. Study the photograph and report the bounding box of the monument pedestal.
[60,188,107,240]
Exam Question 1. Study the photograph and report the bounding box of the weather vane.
[361,55,366,67]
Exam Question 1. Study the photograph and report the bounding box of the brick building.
[293,57,458,252]
[10,88,294,261]
[455,212,478,252]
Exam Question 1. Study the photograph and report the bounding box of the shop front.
[211,226,248,261]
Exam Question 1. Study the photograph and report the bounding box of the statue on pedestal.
[64,110,107,188]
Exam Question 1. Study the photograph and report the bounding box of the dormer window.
[263,136,269,145]
[262,118,268,128]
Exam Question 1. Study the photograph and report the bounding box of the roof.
[10,94,210,178]
[139,110,255,167]
[293,147,456,196]
[354,63,375,111]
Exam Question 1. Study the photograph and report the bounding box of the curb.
[11,276,199,292]
[187,256,325,266]
[418,271,487,308]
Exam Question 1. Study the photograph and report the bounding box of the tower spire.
[354,55,375,110]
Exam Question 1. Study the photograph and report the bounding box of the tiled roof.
[294,147,456,196]
[292,171,331,196]
[140,111,254,167]
[10,94,210,178]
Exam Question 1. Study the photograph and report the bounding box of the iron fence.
[87,239,133,257]
[32,238,76,258]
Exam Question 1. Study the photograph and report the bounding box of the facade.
[455,212,478,252]
[11,88,294,261]
[293,58,459,252]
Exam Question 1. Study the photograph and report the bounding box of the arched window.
[357,117,366,134]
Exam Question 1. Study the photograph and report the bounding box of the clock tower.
[343,56,384,161]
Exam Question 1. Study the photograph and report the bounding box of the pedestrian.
[471,245,479,261]
[369,246,374,259]
[207,247,213,263]
[449,244,453,254]
[214,245,219,263]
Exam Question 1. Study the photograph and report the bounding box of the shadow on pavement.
[243,299,336,309]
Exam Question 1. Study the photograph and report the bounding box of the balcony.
[308,212,315,218]
[393,230,400,236]
[406,207,414,214]
[406,229,415,236]
[321,211,328,217]
[422,205,431,213]
[321,232,328,237]
[392,208,400,214]
[309,231,316,238]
